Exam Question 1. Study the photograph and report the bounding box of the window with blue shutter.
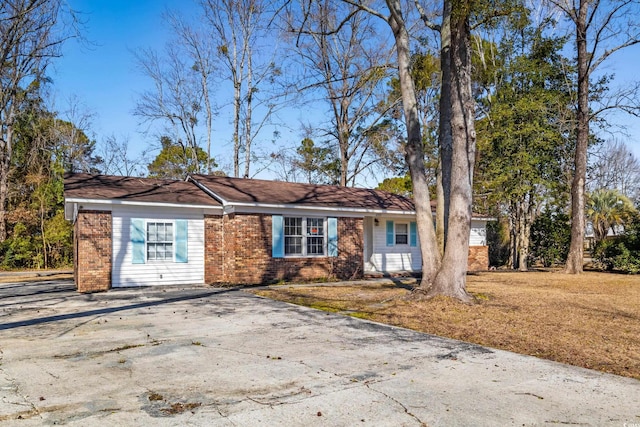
[327,217,338,257]
[131,219,145,264]
[272,215,284,258]
[175,220,188,263]
[410,221,417,247]
[386,220,394,246]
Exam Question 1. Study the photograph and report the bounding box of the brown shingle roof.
[64,173,221,207]
[189,174,415,211]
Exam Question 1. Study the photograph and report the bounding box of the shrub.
[594,214,640,274]
[486,220,510,267]
[0,223,40,269]
[530,210,571,267]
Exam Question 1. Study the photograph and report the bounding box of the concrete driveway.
[1,280,639,426]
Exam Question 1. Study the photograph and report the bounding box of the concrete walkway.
[0,280,639,426]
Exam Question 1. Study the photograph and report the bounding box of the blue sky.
[51,0,185,162]
[50,0,640,180]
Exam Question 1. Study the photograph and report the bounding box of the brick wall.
[205,214,364,285]
[204,215,224,284]
[75,211,112,292]
[468,245,489,271]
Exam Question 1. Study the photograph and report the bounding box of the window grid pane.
[285,236,302,255]
[307,218,324,236]
[283,217,326,256]
[284,218,303,255]
[395,223,408,245]
[147,222,174,261]
[307,236,324,255]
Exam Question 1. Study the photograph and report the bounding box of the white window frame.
[284,216,327,257]
[146,221,174,262]
[395,222,409,245]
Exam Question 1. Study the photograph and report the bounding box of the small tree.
[530,210,571,267]
[147,136,216,180]
[293,138,340,185]
[586,188,636,245]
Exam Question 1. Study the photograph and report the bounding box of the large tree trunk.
[428,0,475,303]
[386,0,440,285]
[436,156,445,256]
[565,0,589,274]
[437,0,452,247]
[516,200,529,271]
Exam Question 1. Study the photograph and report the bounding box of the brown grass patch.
[251,272,640,380]
[0,272,73,284]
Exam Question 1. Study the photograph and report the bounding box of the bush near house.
[594,213,640,273]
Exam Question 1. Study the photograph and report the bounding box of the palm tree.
[586,189,636,244]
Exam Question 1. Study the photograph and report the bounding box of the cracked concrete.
[1,279,639,426]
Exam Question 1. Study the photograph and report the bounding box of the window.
[147,222,173,261]
[284,217,325,256]
[306,218,325,255]
[131,219,187,264]
[284,217,303,255]
[395,223,408,245]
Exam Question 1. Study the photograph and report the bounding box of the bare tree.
[201,0,282,178]
[0,0,79,241]
[588,139,640,202]
[165,10,218,173]
[288,0,396,186]
[548,0,640,273]
[52,95,99,173]
[133,43,204,172]
[99,135,148,177]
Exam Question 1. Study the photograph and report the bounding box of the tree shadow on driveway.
[0,285,239,331]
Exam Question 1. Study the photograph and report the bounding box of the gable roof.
[188,174,415,212]
[64,173,221,207]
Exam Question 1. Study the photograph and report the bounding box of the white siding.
[111,206,205,287]
[366,217,421,272]
[470,220,487,246]
[365,217,489,273]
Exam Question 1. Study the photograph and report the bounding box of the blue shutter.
[327,217,338,257]
[131,219,145,264]
[410,221,417,247]
[386,220,394,246]
[272,215,284,258]
[175,220,188,263]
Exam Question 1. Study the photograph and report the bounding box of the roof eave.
[64,197,223,211]
[224,201,416,215]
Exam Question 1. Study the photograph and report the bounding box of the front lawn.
[251,271,640,380]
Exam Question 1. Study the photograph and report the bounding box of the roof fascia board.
[228,202,417,216]
[232,203,491,221]
[64,198,223,211]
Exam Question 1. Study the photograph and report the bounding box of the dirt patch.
[141,392,202,417]
[251,271,640,380]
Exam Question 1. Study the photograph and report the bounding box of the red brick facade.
[468,245,489,271]
[74,210,487,290]
[75,211,112,292]
[204,214,363,285]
